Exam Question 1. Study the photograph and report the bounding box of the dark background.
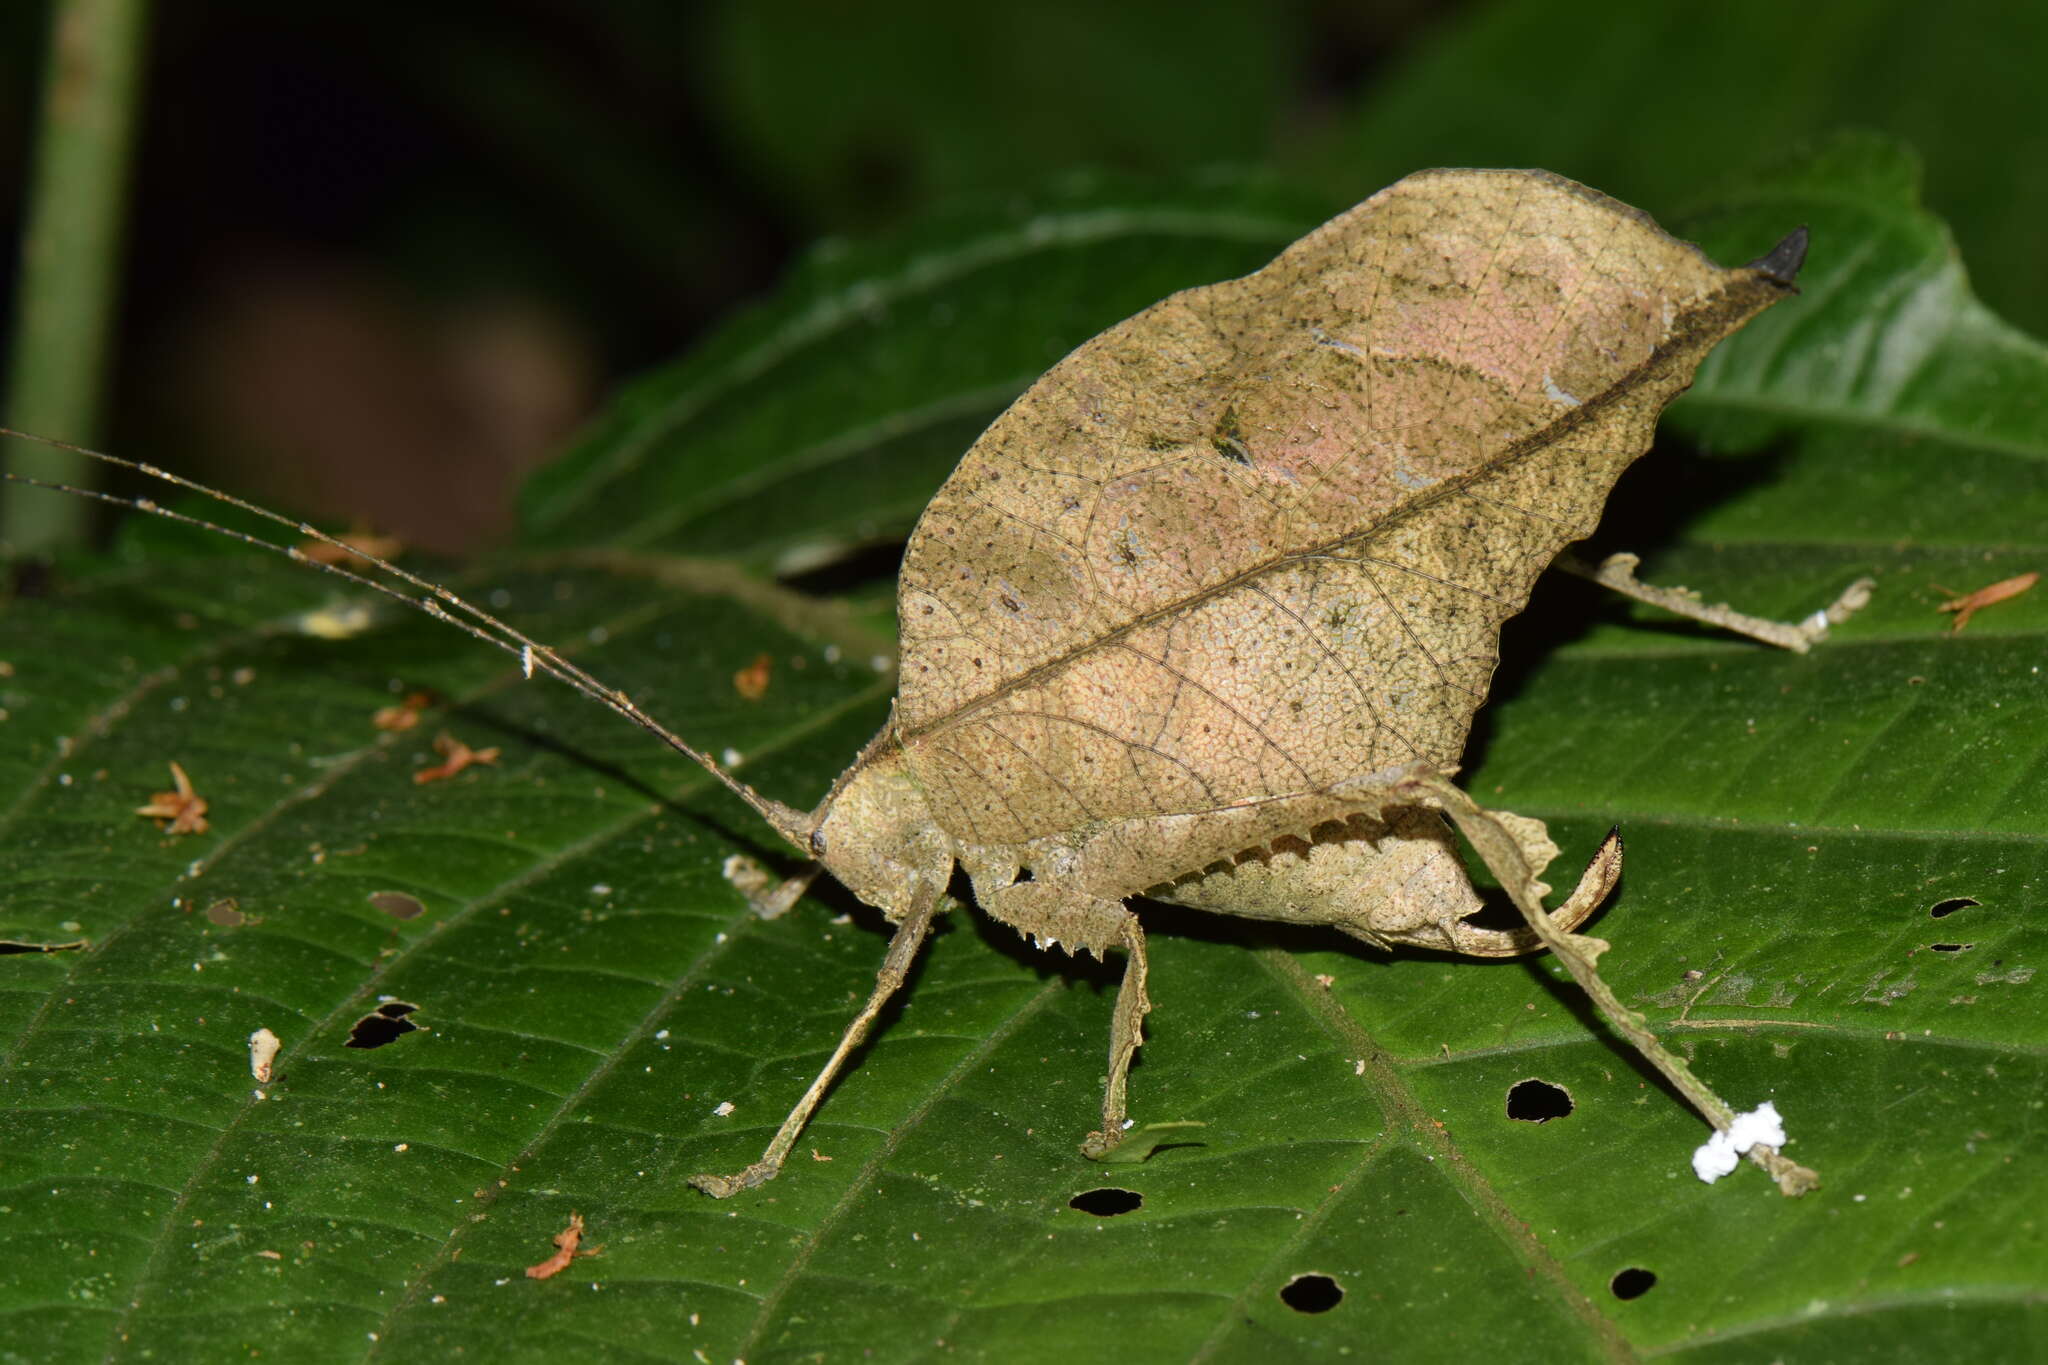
[2,0,2041,550]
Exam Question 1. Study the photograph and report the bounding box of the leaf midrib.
[900,266,1790,750]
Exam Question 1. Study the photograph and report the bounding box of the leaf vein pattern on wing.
[1109,640,1315,784]
[992,708,1226,809]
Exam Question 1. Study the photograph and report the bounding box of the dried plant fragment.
[524,1212,600,1280]
[413,733,501,784]
[293,601,377,639]
[733,651,774,701]
[1936,571,2038,632]
[369,890,426,921]
[296,526,403,569]
[136,761,209,834]
[721,853,818,920]
[249,1027,282,1082]
[373,691,435,731]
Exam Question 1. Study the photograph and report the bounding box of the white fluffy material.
[1692,1102,1789,1183]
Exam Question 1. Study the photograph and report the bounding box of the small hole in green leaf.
[1507,1079,1573,1122]
[0,939,88,955]
[1610,1268,1656,1300]
[1929,943,1972,953]
[1280,1273,1343,1313]
[1929,897,1979,918]
[346,1000,420,1049]
[1068,1187,1142,1216]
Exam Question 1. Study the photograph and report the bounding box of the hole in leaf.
[1279,1273,1343,1313]
[1068,1187,1142,1217]
[1610,1267,1657,1300]
[1506,1078,1573,1122]
[370,891,426,921]
[1929,897,1979,919]
[0,938,88,955]
[1929,943,1973,953]
[345,1000,421,1049]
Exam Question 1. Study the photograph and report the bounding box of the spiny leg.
[1437,827,1624,957]
[689,889,946,1198]
[982,880,1167,1161]
[1556,550,1874,653]
[1083,914,1151,1159]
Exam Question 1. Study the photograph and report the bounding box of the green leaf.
[5,146,2043,1360]
[518,174,1322,573]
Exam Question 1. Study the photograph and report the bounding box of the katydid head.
[803,739,953,920]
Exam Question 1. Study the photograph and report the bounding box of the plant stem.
[2,0,152,553]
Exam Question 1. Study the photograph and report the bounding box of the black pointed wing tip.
[1748,226,1809,285]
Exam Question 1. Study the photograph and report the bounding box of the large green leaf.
[4,143,2043,1361]
[516,174,1322,572]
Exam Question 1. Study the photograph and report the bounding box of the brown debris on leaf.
[369,890,427,921]
[1936,571,2038,632]
[373,691,435,731]
[248,1027,282,1083]
[733,651,774,701]
[524,1212,600,1280]
[136,761,210,834]
[413,733,501,784]
[720,852,818,920]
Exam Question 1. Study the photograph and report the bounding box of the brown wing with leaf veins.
[893,169,1795,851]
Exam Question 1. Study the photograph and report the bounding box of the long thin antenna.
[0,427,810,844]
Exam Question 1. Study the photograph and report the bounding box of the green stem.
[2,0,152,553]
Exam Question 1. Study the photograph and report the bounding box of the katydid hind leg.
[1434,825,1624,957]
[983,879,1172,1160]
